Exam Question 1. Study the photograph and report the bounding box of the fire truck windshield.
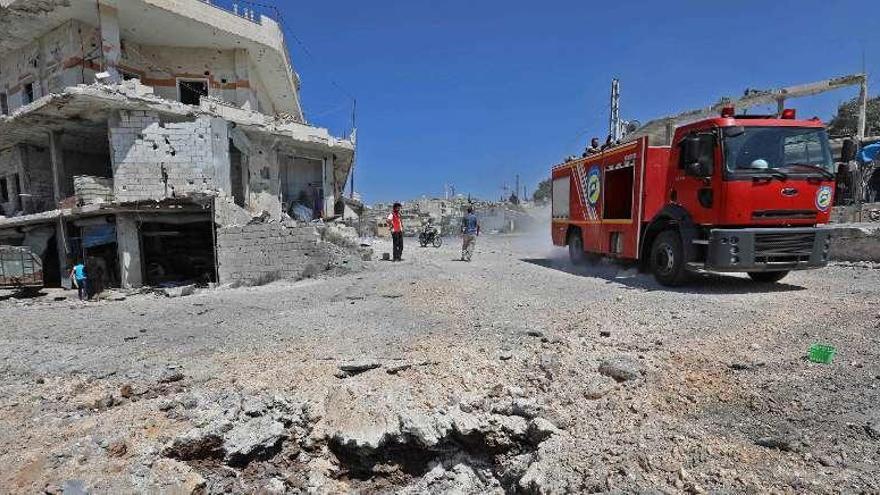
[723,127,833,178]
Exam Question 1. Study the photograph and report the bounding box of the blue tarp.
[82,224,116,248]
[857,143,880,164]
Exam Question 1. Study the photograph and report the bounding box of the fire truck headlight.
[730,256,740,265]
[720,237,728,245]
[730,236,739,245]
[730,246,740,255]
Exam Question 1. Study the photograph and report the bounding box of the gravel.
[0,231,878,493]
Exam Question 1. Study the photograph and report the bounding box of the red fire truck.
[551,107,853,286]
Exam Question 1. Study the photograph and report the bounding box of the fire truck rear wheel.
[568,230,585,265]
[747,271,789,283]
[651,230,688,286]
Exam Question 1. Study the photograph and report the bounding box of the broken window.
[178,79,208,106]
[0,177,8,202]
[23,82,35,105]
[0,93,7,115]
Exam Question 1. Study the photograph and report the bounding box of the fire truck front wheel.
[651,230,688,286]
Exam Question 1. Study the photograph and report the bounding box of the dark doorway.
[178,79,208,106]
[42,234,61,287]
[230,142,245,207]
[84,242,119,295]
[140,220,215,286]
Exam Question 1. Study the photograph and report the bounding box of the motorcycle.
[418,224,443,248]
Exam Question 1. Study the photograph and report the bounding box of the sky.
[276,0,880,204]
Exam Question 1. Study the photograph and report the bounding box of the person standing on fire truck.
[387,202,404,261]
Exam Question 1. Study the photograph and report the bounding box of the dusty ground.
[1,231,878,494]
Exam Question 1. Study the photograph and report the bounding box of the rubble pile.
[154,386,562,494]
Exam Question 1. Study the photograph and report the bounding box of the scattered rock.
[865,422,880,440]
[336,361,381,378]
[162,428,224,461]
[263,478,286,494]
[60,480,88,495]
[107,439,127,457]
[223,415,286,466]
[158,369,184,384]
[526,330,544,338]
[755,434,800,452]
[386,363,413,375]
[492,397,541,419]
[499,352,513,361]
[147,458,206,494]
[90,393,117,411]
[527,418,559,443]
[729,361,766,371]
[599,330,611,338]
[598,356,644,382]
[582,374,616,399]
[162,285,196,298]
[120,384,134,398]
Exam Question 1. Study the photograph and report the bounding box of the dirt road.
[1,232,878,493]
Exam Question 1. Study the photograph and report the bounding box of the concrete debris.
[336,362,381,378]
[59,480,89,495]
[158,369,184,384]
[598,356,645,382]
[222,416,286,466]
[582,374,617,400]
[106,439,128,457]
[161,285,196,298]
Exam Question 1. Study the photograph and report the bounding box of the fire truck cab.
[551,108,854,286]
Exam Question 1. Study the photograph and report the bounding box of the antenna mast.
[609,78,621,141]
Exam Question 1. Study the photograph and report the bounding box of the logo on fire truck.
[815,186,832,212]
[586,166,601,205]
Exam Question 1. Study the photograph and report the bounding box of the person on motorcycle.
[419,219,442,247]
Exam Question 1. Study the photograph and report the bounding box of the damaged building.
[0,0,358,289]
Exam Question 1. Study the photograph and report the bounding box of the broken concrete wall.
[0,144,53,215]
[120,43,266,111]
[829,224,880,262]
[0,19,97,113]
[109,110,230,202]
[242,134,283,219]
[73,175,114,205]
[216,222,329,285]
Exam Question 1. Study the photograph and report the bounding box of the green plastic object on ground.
[809,344,836,364]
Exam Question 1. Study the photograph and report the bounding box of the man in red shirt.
[387,202,404,261]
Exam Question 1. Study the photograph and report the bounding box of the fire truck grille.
[752,209,816,220]
[754,232,815,263]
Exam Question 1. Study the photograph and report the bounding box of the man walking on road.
[388,202,404,261]
[460,206,480,262]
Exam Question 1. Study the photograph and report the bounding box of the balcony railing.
[197,0,282,25]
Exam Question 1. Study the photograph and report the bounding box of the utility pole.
[857,51,868,141]
[609,78,621,141]
[349,98,357,198]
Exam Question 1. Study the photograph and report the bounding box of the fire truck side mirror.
[681,134,715,178]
